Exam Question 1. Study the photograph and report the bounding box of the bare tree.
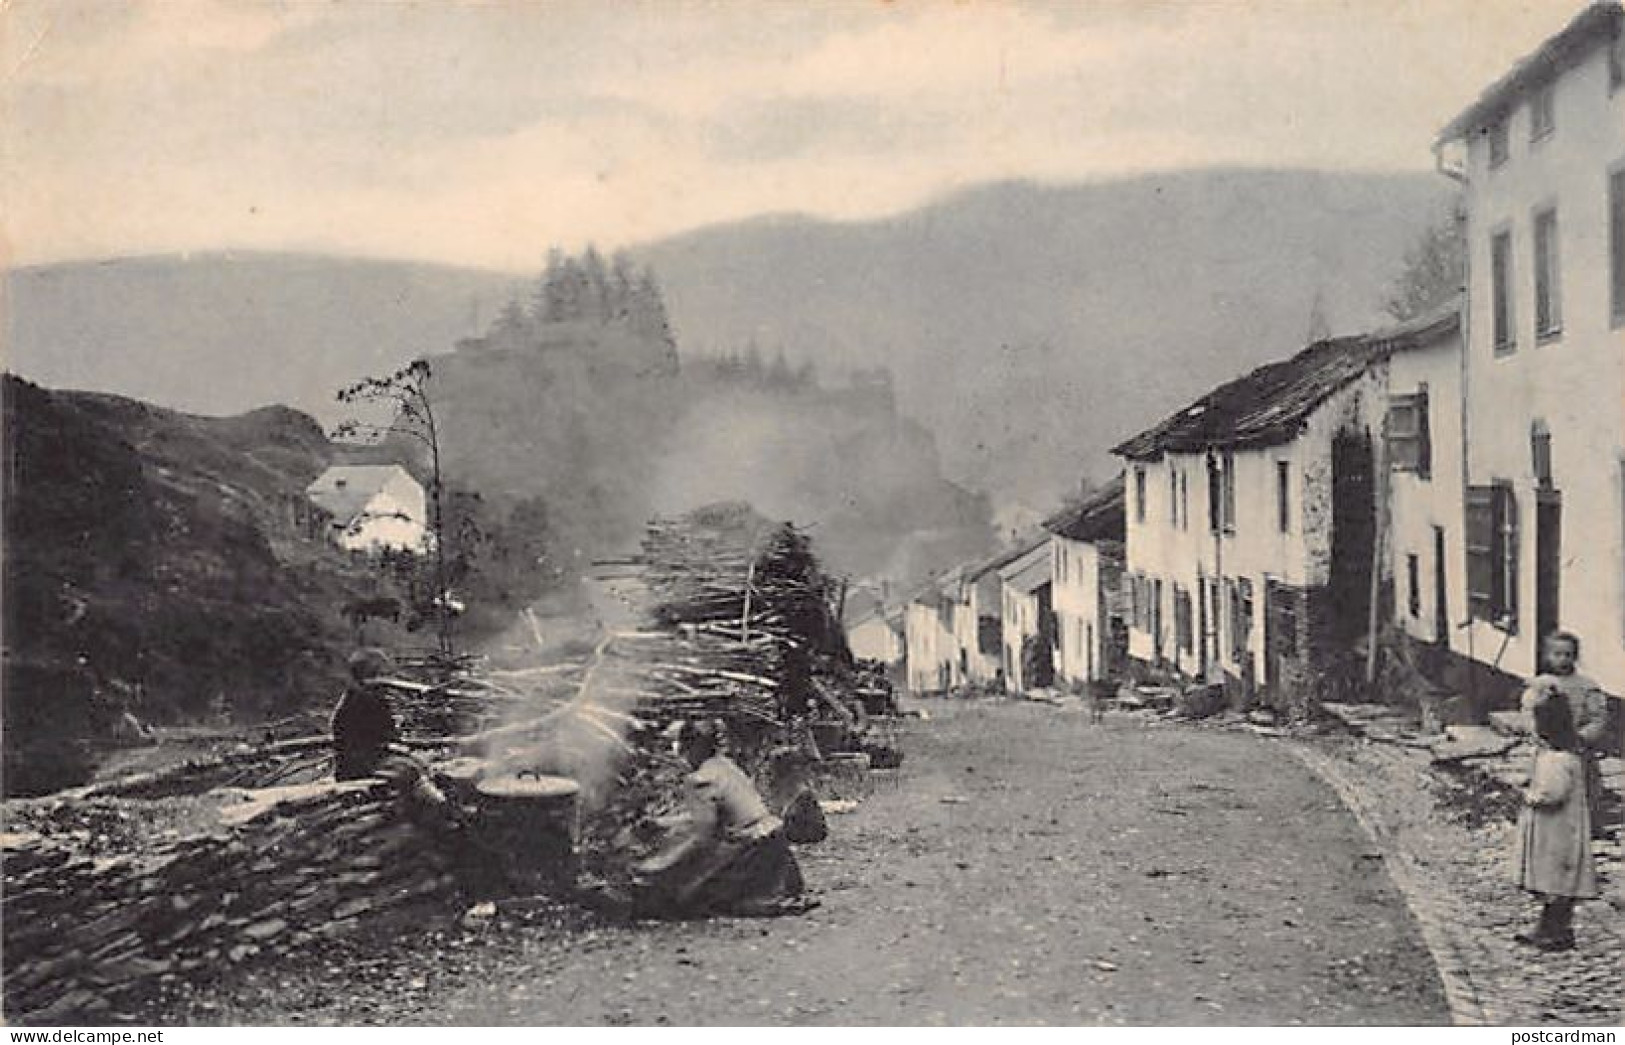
[334,359,454,658]
[1382,201,1466,322]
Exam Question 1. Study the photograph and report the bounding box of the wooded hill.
[0,377,556,796]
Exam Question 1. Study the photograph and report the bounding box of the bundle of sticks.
[601,503,847,730]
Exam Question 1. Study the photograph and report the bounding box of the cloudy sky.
[0,0,1583,270]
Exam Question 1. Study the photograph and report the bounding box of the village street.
[159,701,1448,1026]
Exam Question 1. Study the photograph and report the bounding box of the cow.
[343,596,403,633]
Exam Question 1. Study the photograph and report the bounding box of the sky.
[0,0,1591,271]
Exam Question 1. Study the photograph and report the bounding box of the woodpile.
[600,502,851,733]
[1,502,899,1022]
[3,778,465,1023]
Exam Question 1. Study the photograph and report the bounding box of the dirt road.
[166,700,1449,1025]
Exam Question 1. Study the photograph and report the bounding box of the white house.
[1045,475,1126,687]
[848,609,904,665]
[1435,1,1625,698]
[1384,304,1468,653]
[1111,312,1462,712]
[305,464,429,554]
[998,536,1054,693]
[904,586,958,695]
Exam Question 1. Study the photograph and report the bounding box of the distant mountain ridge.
[5,168,1453,505]
[642,168,1453,503]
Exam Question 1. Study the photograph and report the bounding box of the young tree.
[532,248,566,325]
[490,295,531,348]
[334,360,455,658]
[1383,202,1467,322]
[581,245,611,323]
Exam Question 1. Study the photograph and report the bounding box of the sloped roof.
[1111,307,1459,462]
[1044,474,1126,544]
[999,537,1052,595]
[305,464,415,524]
[1437,3,1622,144]
[965,533,1049,582]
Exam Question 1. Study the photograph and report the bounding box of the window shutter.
[1415,396,1431,478]
[1386,393,1430,476]
[1499,485,1518,627]
[1465,486,1497,620]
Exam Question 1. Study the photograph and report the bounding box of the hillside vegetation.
[0,378,553,795]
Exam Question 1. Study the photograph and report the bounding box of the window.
[1531,420,1553,489]
[1276,461,1290,533]
[1492,229,1516,352]
[1407,554,1421,618]
[1178,470,1189,532]
[1210,450,1236,534]
[1134,467,1147,523]
[1386,391,1432,478]
[1169,469,1179,526]
[1174,586,1193,654]
[1529,82,1555,142]
[1488,118,1510,168]
[1611,168,1624,325]
[1466,483,1518,628]
[1533,208,1562,339]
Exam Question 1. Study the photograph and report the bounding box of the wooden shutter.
[1466,483,1518,625]
[1499,485,1518,627]
[1465,485,1497,620]
[1387,393,1431,477]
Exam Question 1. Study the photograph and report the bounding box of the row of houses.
[854,3,1625,720]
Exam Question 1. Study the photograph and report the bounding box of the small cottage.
[305,464,429,554]
[998,536,1055,694]
[1045,475,1127,687]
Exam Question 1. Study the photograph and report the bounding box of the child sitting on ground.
[1513,690,1598,952]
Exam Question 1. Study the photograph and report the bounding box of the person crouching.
[633,719,813,918]
[1514,691,1597,951]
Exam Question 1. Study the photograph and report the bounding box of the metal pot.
[473,771,581,896]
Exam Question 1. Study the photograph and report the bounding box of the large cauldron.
[473,771,580,896]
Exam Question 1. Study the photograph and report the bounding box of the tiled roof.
[1436,2,1622,144]
[1043,474,1126,544]
[1111,307,1459,462]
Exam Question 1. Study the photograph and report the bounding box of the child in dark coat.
[1514,691,1597,951]
[331,648,399,781]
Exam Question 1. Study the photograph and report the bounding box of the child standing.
[1514,691,1598,951]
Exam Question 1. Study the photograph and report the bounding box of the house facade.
[304,464,429,555]
[1436,2,1625,695]
[1112,315,1461,711]
[904,589,958,695]
[1046,476,1127,687]
[1385,308,1468,651]
[999,537,1055,693]
[848,610,904,665]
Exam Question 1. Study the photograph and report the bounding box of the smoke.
[650,384,993,589]
[471,575,660,812]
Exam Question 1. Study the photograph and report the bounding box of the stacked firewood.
[600,503,847,732]
[2,780,464,1023]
